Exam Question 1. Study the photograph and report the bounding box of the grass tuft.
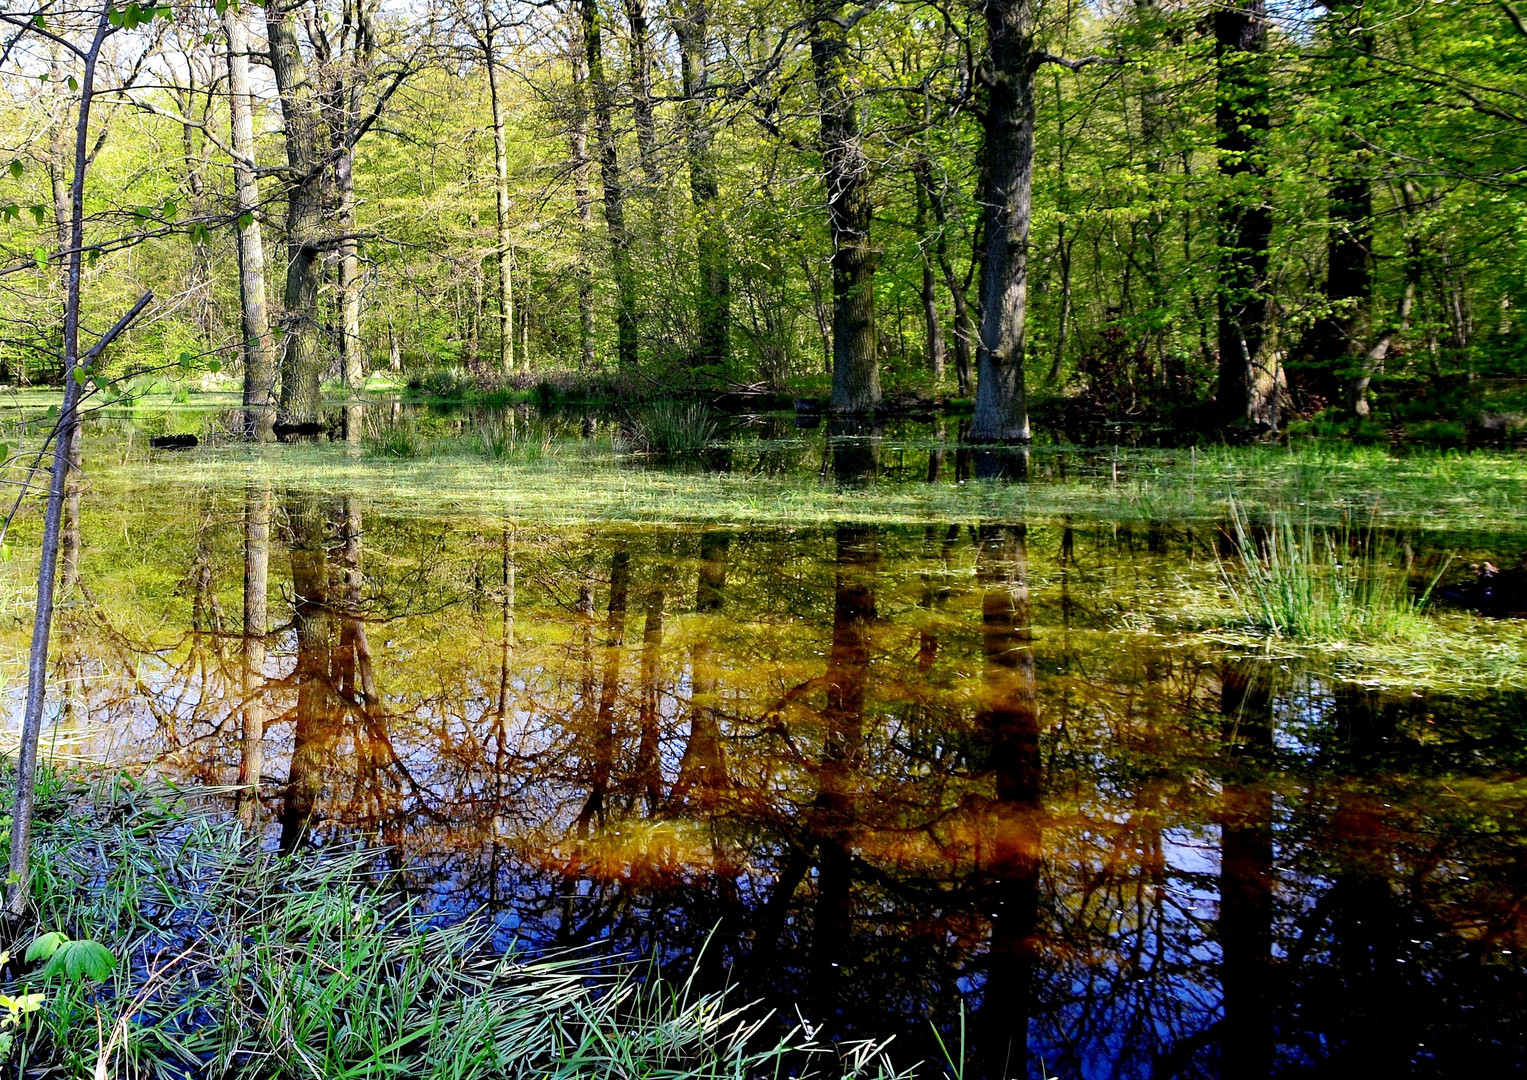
[1221,499,1444,642]
[624,402,722,455]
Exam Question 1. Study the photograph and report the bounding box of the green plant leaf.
[43,939,116,982]
[24,932,68,964]
[32,246,47,268]
[66,75,78,92]
[6,160,20,178]
[208,359,221,373]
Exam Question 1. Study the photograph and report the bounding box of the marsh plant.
[408,366,474,399]
[1221,500,1442,642]
[364,414,426,459]
[6,779,916,1080]
[476,418,555,463]
[624,402,722,455]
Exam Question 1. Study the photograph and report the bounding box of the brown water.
[22,407,1527,1078]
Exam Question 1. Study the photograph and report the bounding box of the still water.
[22,404,1527,1077]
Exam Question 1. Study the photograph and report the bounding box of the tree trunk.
[913,160,946,380]
[676,0,729,367]
[810,10,879,413]
[925,176,973,395]
[580,0,638,368]
[267,0,326,425]
[622,0,662,187]
[226,1,277,441]
[484,24,515,374]
[970,0,1036,442]
[1215,0,1276,429]
[6,8,113,919]
[569,25,597,370]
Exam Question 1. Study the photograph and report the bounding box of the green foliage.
[365,416,425,459]
[23,933,115,982]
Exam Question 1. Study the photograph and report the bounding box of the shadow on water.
[30,411,1527,1078]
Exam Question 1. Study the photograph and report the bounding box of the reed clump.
[3,777,912,1080]
[624,402,721,455]
[1221,500,1442,642]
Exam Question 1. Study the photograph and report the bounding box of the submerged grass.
[5,777,916,1080]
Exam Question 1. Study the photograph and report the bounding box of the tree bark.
[810,9,879,413]
[484,22,516,374]
[676,0,729,367]
[580,0,639,368]
[267,0,327,425]
[6,8,113,919]
[1215,0,1276,429]
[226,1,277,441]
[970,0,1036,441]
[913,159,946,380]
[568,29,597,370]
[622,0,662,187]
[925,175,973,395]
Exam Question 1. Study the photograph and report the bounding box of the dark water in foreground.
[21,407,1527,1078]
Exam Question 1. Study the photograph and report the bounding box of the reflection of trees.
[48,507,1527,1078]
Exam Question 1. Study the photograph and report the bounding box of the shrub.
[625,402,721,455]
[408,366,473,398]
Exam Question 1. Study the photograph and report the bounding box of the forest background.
[0,0,1524,441]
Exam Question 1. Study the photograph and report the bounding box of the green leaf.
[0,443,12,461]
[66,76,78,92]
[32,246,47,269]
[161,197,177,220]
[208,359,221,373]
[0,204,17,223]
[107,6,123,27]
[24,932,68,965]
[6,160,20,178]
[238,211,253,230]
[43,939,116,983]
[71,368,87,386]
[177,351,193,371]
[29,205,45,226]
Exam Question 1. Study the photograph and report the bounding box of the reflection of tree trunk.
[279,494,339,851]
[578,542,630,838]
[674,531,730,808]
[59,427,81,591]
[1321,686,1404,1073]
[828,416,880,485]
[974,523,1040,1080]
[483,22,515,375]
[812,524,877,1021]
[239,484,270,825]
[635,575,665,814]
[1218,659,1275,1078]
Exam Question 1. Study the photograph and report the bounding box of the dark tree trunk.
[676,0,730,367]
[970,0,1036,442]
[673,530,731,807]
[1215,0,1276,429]
[581,0,639,368]
[810,11,879,413]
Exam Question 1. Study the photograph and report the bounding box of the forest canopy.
[0,0,1523,439]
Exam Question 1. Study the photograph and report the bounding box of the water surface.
[16,405,1527,1078]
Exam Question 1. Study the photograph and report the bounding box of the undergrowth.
[3,777,916,1080]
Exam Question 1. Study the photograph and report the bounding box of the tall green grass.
[6,778,915,1079]
[624,403,721,455]
[1221,499,1443,642]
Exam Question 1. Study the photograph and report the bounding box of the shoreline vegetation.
[0,775,916,1079]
